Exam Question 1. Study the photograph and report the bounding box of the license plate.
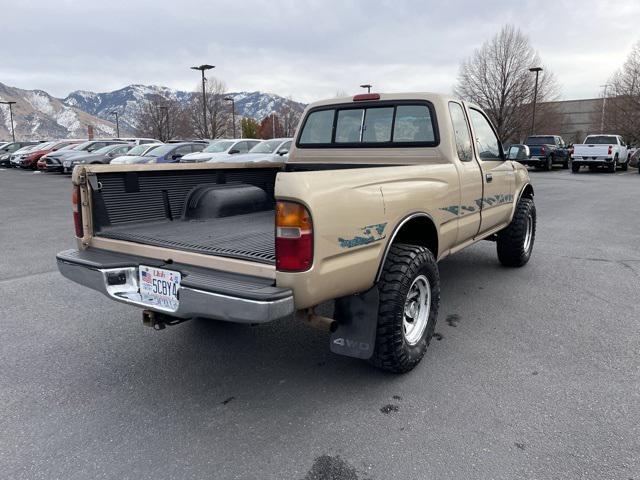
[138,265,181,311]
[63,160,71,167]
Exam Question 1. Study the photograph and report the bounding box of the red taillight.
[275,201,313,272]
[353,93,380,101]
[72,186,83,238]
[540,145,546,155]
[608,145,612,155]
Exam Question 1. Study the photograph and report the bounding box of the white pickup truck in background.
[570,134,629,173]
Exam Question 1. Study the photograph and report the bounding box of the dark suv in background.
[520,135,570,170]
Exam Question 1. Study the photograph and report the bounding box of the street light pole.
[224,97,236,138]
[190,64,215,138]
[272,113,276,139]
[109,111,120,138]
[360,84,372,93]
[529,67,543,135]
[600,84,610,132]
[1,101,17,142]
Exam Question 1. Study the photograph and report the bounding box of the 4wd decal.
[338,222,387,249]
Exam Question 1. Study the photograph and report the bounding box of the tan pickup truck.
[57,92,535,373]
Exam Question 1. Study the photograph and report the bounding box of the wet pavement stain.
[392,395,402,401]
[532,371,539,376]
[303,455,368,480]
[221,396,235,405]
[515,442,526,450]
[380,404,399,414]
[433,332,444,341]
[446,314,461,327]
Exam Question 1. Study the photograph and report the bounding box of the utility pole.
[529,67,543,135]
[1,101,17,142]
[360,84,372,93]
[272,113,276,139]
[190,64,215,138]
[600,84,610,132]
[109,111,120,138]
[224,96,236,138]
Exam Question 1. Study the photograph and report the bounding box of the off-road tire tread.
[496,198,536,267]
[369,244,440,373]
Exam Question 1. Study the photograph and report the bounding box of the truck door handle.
[485,173,493,183]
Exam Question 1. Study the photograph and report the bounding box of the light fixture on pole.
[109,111,120,138]
[360,84,372,93]
[224,96,236,138]
[529,67,543,135]
[0,101,17,142]
[599,84,610,132]
[190,64,215,138]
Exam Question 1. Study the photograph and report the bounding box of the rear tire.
[571,163,580,173]
[562,159,569,169]
[544,156,553,171]
[370,244,440,373]
[620,161,628,171]
[497,198,536,267]
[609,156,618,173]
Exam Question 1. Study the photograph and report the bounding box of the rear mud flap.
[330,286,379,360]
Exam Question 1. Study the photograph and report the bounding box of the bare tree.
[188,77,231,139]
[454,24,559,143]
[277,96,303,137]
[135,95,191,141]
[602,41,640,144]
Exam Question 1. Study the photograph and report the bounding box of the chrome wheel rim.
[403,275,431,346]
[523,213,533,253]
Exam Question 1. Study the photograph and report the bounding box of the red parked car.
[21,140,83,170]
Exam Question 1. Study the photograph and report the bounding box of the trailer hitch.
[142,310,190,330]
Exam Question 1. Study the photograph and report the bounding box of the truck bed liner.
[96,210,275,264]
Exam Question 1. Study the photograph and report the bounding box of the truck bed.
[89,167,279,265]
[97,211,275,264]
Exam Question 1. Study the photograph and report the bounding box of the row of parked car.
[513,134,640,173]
[0,137,293,173]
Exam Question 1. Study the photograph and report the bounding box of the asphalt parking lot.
[1,166,639,480]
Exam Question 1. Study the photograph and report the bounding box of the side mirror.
[228,149,240,154]
[506,144,530,161]
[277,148,289,156]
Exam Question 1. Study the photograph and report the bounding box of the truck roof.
[307,92,466,109]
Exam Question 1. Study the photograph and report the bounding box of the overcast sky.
[1,0,639,102]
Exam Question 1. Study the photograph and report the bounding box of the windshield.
[59,143,79,151]
[585,135,617,145]
[144,144,176,157]
[126,144,148,156]
[203,141,234,153]
[249,140,282,154]
[526,136,555,145]
[93,145,120,154]
[73,141,95,151]
[32,142,54,151]
[15,145,36,154]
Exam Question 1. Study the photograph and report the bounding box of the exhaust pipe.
[298,309,338,332]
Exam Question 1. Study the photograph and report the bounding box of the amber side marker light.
[275,201,313,272]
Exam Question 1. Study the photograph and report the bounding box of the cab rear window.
[297,101,438,148]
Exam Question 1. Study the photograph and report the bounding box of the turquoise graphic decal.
[339,222,388,249]
[440,194,515,217]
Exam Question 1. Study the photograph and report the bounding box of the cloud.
[1,0,639,101]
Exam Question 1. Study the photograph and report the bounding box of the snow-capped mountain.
[0,82,117,141]
[62,85,306,133]
[0,81,306,141]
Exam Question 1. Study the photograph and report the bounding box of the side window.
[448,102,473,162]
[235,141,249,153]
[280,141,292,152]
[619,137,626,146]
[191,144,204,152]
[469,109,502,160]
[393,105,435,142]
[299,110,333,144]
[247,141,261,151]
[174,145,191,156]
